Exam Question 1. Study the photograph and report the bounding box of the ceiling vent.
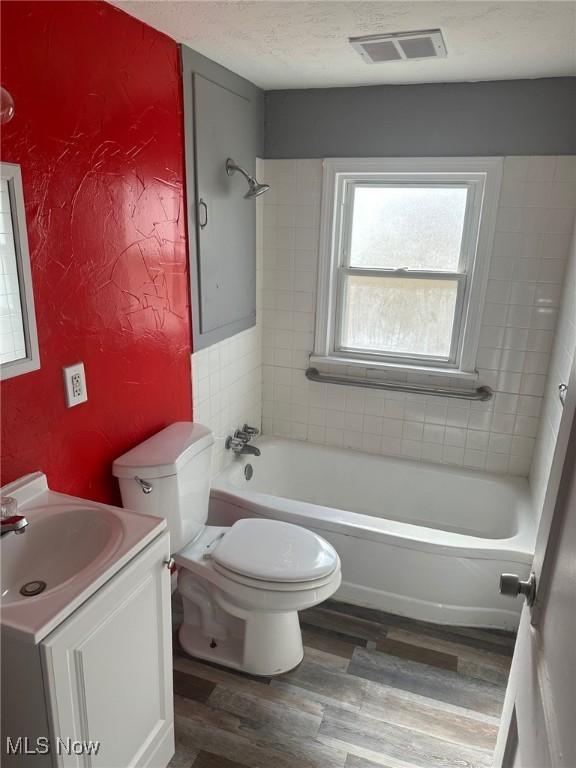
[349,29,447,64]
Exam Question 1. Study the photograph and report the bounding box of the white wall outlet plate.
[62,362,88,408]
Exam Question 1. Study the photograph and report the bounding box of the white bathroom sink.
[0,473,166,643]
[1,506,123,606]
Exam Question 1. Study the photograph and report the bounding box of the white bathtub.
[209,436,536,630]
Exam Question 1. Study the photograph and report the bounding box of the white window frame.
[0,163,41,381]
[311,157,503,381]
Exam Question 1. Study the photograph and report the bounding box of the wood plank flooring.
[169,597,514,768]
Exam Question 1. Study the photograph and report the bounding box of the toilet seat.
[211,518,338,583]
[210,560,340,592]
[176,520,340,592]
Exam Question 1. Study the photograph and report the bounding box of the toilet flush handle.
[135,476,153,494]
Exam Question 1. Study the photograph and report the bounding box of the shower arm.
[226,159,256,184]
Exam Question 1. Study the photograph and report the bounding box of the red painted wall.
[0,1,192,503]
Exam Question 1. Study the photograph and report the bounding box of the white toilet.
[112,422,341,676]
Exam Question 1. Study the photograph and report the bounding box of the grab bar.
[305,367,493,402]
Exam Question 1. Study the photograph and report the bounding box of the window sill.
[309,354,479,384]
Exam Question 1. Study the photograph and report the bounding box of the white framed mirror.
[0,162,40,380]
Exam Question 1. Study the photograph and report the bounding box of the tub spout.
[225,436,261,457]
[240,444,261,457]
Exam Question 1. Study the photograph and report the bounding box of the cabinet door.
[41,532,173,768]
[193,73,257,340]
[180,45,264,351]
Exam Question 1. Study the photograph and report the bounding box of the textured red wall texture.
[0,0,192,503]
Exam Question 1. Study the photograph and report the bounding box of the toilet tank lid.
[112,422,214,479]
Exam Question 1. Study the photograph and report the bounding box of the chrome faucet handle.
[1,496,18,519]
[225,436,245,453]
[242,424,260,437]
[234,429,251,442]
[0,497,28,537]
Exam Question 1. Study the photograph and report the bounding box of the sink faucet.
[225,425,261,457]
[1,496,28,537]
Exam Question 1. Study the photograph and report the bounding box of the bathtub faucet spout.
[225,436,261,457]
[239,443,261,457]
[226,425,261,457]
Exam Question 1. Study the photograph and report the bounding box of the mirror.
[0,162,40,380]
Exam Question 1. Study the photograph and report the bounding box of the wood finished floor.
[169,597,515,768]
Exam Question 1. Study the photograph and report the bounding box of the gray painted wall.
[265,78,576,158]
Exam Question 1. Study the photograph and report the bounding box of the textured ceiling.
[113,1,576,89]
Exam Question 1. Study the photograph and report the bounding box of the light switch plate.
[62,362,88,407]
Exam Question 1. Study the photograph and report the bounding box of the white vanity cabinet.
[2,531,174,768]
[43,531,173,767]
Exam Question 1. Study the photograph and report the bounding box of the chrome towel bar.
[305,367,493,402]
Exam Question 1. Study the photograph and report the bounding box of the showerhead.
[226,158,270,199]
[245,179,270,199]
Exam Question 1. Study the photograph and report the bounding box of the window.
[0,163,40,380]
[313,158,503,379]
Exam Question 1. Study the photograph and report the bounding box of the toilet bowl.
[176,519,340,674]
[113,422,341,676]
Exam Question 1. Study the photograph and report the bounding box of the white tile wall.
[530,220,576,508]
[260,156,576,476]
[192,325,262,475]
[191,163,264,476]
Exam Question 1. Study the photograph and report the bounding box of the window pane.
[341,275,458,359]
[349,185,468,271]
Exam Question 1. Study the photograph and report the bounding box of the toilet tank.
[112,423,214,552]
